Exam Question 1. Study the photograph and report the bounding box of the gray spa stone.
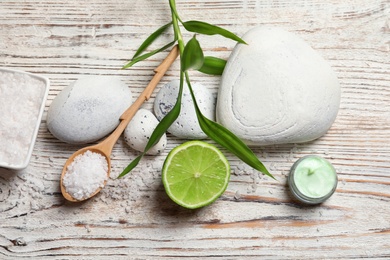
[47,76,133,144]
[154,79,216,139]
[124,109,167,155]
[217,26,341,146]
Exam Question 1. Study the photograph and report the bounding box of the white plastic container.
[0,68,50,170]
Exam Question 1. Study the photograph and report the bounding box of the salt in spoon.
[60,45,179,202]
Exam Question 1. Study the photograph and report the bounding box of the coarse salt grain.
[63,150,109,200]
[0,70,46,167]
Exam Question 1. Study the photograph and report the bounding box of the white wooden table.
[1,0,389,258]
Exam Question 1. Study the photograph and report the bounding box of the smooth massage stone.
[123,109,167,155]
[47,76,133,144]
[154,79,216,139]
[217,26,341,146]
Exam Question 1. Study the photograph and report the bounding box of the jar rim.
[288,155,338,205]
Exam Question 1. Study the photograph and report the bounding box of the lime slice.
[162,140,230,209]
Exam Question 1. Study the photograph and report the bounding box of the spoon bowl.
[60,145,111,202]
[60,46,179,202]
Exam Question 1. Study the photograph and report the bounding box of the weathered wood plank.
[0,0,389,258]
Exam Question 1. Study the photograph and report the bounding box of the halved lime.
[162,140,230,209]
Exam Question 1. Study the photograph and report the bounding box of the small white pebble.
[123,109,167,155]
[154,79,216,139]
[85,225,91,233]
[234,191,241,200]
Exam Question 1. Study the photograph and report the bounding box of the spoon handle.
[120,45,179,120]
[97,45,179,155]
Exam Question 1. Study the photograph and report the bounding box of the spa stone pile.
[48,26,340,156]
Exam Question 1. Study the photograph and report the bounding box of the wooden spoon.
[60,45,179,202]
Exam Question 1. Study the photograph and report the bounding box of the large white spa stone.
[217,26,341,146]
[124,109,167,155]
[154,79,216,139]
[47,76,133,144]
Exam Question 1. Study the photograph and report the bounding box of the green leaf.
[184,72,275,179]
[181,35,204,72]
[132,22,172,59]
[118,155,142,178]
[122,41,175,69]
[118,75,185,178]
[182,20,247,44]
[144,89,182,152]
[198,56,226,75]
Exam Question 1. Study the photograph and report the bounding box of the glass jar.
[288,155,338,205]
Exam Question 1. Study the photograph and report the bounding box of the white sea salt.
[63,150,109,200]
[0,70,46,167]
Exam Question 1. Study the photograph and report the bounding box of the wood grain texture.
[0,0,389,259]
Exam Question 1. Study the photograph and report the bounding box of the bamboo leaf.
[144,85,182,152]
[118,155,142,178]
[198,56,226,75]
[118,75,184,178]
[132,22,172,59]
[199,115,274,179]
[181,35,204,72]
[122,41,175,69]
[184,73,275,179]
[182,20,247,44]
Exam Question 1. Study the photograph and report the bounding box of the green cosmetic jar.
[288,155,338,205]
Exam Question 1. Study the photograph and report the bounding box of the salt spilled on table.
[0,70,46,166]
[63,150,109,200]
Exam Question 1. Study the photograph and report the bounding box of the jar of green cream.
[288,155,338,205]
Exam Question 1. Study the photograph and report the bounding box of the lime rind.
[162,140,230,209]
